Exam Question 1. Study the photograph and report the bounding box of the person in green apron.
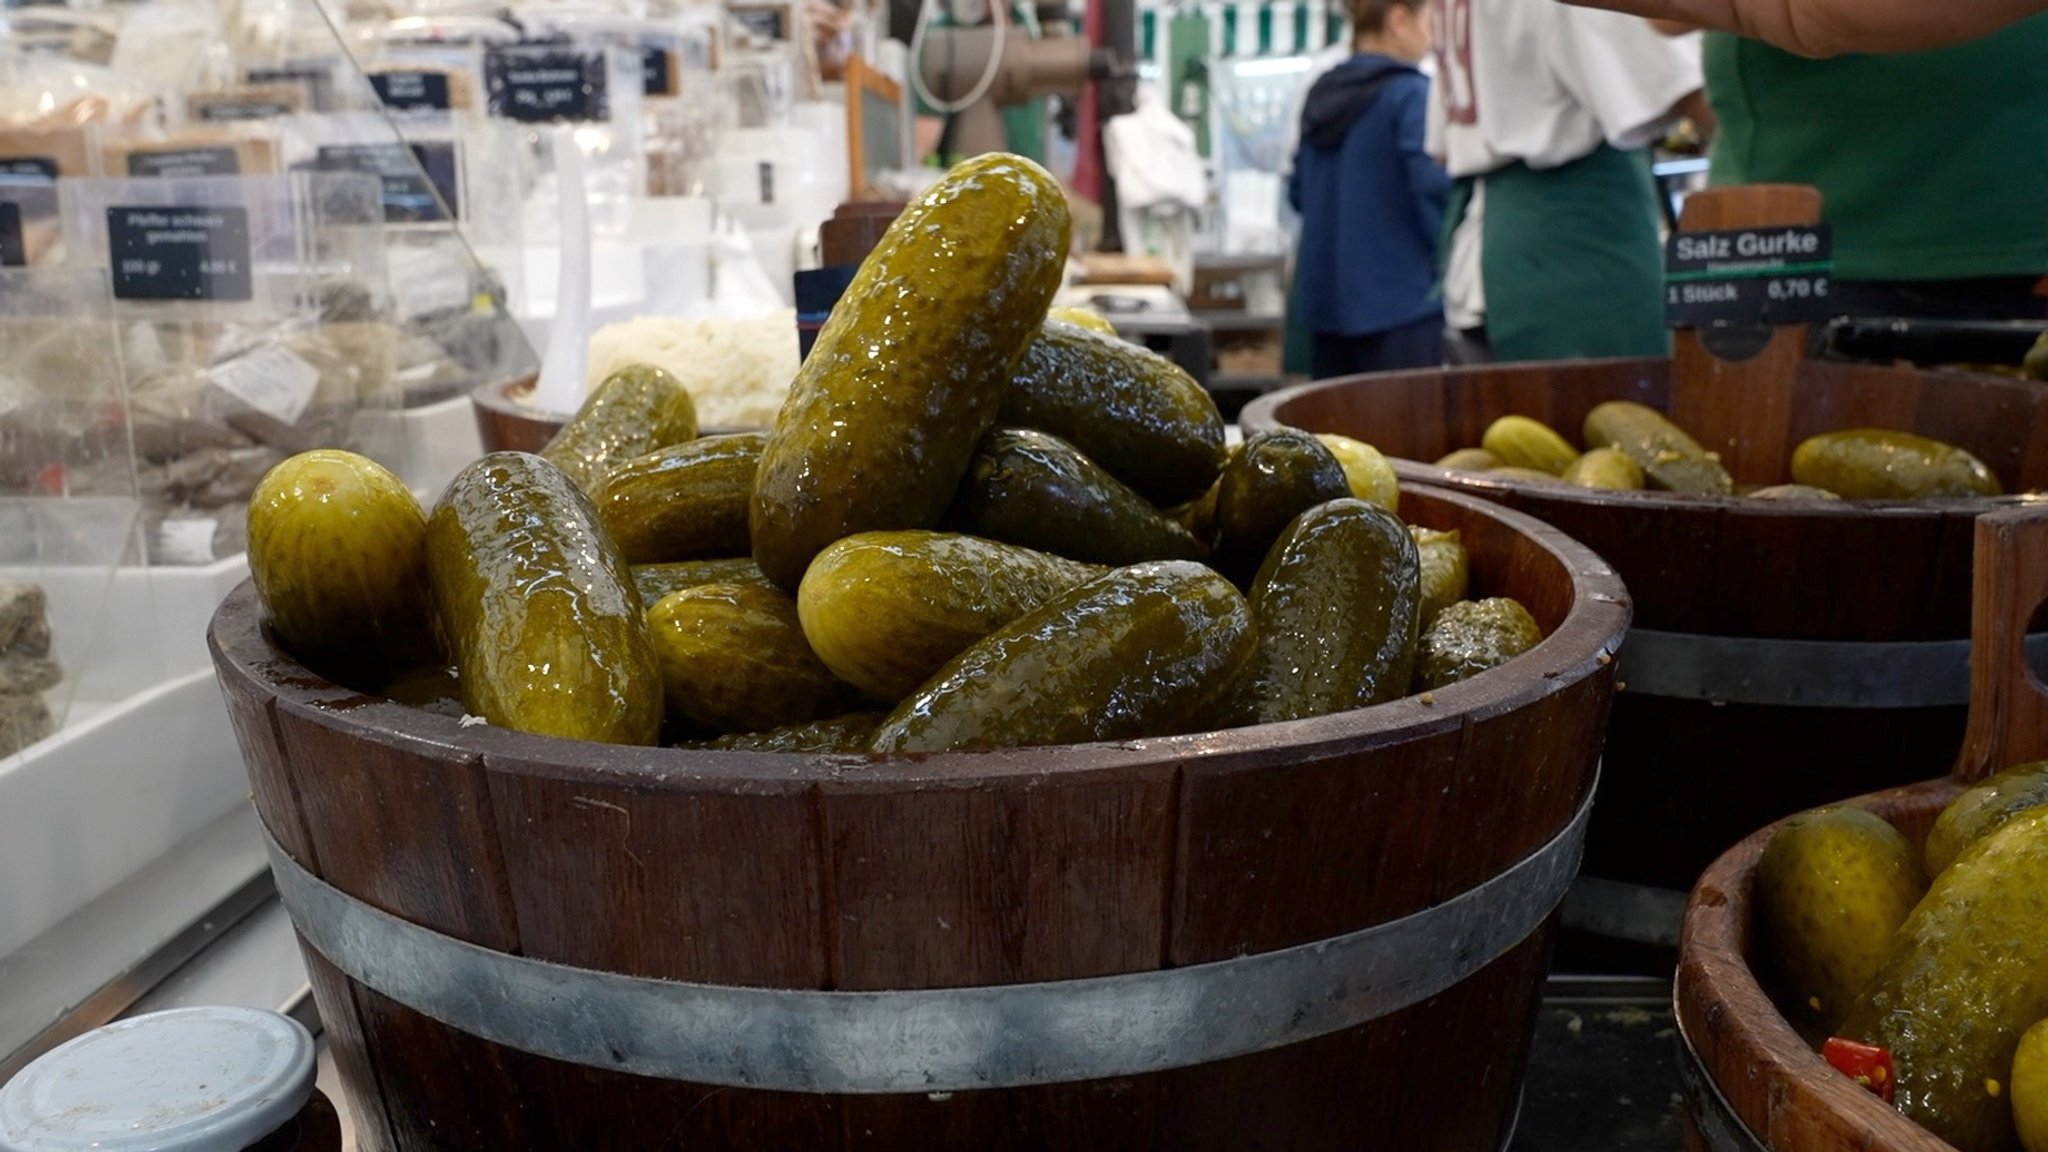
[1428,0,1708,362]
[1559,0,2047,56]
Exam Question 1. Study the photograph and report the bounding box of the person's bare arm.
[1561,0,2046,56]
[1674,87,1717,146]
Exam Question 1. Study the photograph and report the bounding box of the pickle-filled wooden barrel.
[208,485,1628,1152]
[1241,359,2048,953]
[1674,504,2048,1152]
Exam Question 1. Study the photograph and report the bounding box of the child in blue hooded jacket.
[1290,0,1450,377]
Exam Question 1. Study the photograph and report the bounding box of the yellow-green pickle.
[1213,429,1352,579]
[1436,447,1501,471]
[947,427,1203,566]
[1314,433,1401,514]
[1000,319,1227,506]
[750,153,1071,590]
[1843,807,2048,1152]
[1412,527,1470,627]
[702,712,885,753]
[1925,760,2048,877]
[797,531,1104,700]
[1754,806,1925,1036]
[1247,499,1421,723]
[1482,415,1580,476]
[632,557,776,604]
[540,364,700,495]
[1413,598,1543,690]
[1583,401,1735,495]
[1793,429,2003,499]
[1563,446,1646,491]
[246,449,438,684]
[1749,484,1843,501]
[647,583,853,734]
[2012,1019,2048,1152]
[596,433,765,564]
[426,452,663,745]
[869,561,1256,754]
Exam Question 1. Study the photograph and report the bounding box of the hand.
[1558,0,2046,56]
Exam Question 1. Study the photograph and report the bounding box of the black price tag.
[1665,225,1834,329]
[127,147,241,179]
[310,143,460,224]
[0,157,58,182]
[0,203,24,267]
[484,48,609,122]
[196,99,297,123]
[107,206,253,302]
[642,44,675,96]
[370,70,453,113]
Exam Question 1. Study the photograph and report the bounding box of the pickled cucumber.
[1482,416,1580,476]
[797,531,1105,701]
[1844,808,2048,1152]
[2013,1019,2048,1152]
[1436,448,1501,471]
[751,153,1070,589]
[1001,319,1227,506]
[1213,430,1351,579]
[632,557,776,603]
[948,428,1204,565]
[1583,401,1734,495]
[1926,761,2048,877]
[247,449,438,684]
[1486,467,1570,485]
[1754,806,1924,1036]
[540,364,699,496]
[1412,527,1470,626]
[647,583,853,733]
[869,561,1256,753]
[426,452,662,745]
[1046,305,1118,335]
[1414,598,1543,690]
[1792,429,2003,500]
[1749,484,1843,501]
[596,433,764,564]
[1315,433,1400,514]
[703,712,884,753]
[1247,499,1421,722]
[1563,447,1646,491]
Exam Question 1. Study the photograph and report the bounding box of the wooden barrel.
[469,375,555,455]
[1674,504,2048,1151]
[208,485,1628,1152]
[1240,359,2048,951]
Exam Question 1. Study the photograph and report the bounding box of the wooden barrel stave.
[209,486,1628,1151]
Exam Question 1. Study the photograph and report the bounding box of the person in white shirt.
[1560,0,2045,56]
[1428,1,1707,360]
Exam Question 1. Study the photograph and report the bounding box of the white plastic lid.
[0,1007,317,1152]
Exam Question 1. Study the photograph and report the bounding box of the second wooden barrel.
[1242,358,2048,952]
[209,485,1628,1152]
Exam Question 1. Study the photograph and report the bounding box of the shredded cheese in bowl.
[583,311,800,430]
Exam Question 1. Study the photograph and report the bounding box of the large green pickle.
[1213,429,1352,579]
[702,712,885,753]
[1411,527,1470,627]
[750,154,1070,590]
[797,531,1104,700]
[1843,808,2048,1152]
[647,583,853,733]
[1000,319,1227,506]
[1791,429,2002,499]
[869,561,1255,754]
[426,452,662,745]
[948,428,1203,565]
[1247,499,1421,723]
[597,433,764,564]
[247,449,439,684]
[632,557,775,603]
[1582,401,1734,495]
[1754,806,1925,1037]
[541,365,700,496]
[1925,760,2048,877]
[1414,598,1544,690]
[1563,447,1646,491]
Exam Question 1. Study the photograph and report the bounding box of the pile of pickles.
[243,154,1544,757]
[1753,766,2048,1151]
[1443,404,2003,500]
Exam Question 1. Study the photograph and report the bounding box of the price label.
[0,157,58,182]
[310,142,460,224]
[370,70,453,113]
[642,43,676,96]
[210,344,320,425]
[0,203,23,267]
[106,205,254,302]
[484,48,609,123]
[195,98,297,123]
[126,147,241,179]
[1665,225,1834,329]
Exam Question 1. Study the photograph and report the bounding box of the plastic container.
[0,1007,340,1152]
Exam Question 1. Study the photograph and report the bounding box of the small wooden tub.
[1675,504,2048,1151]
[469,375,554,455]
[1241,359,2048,950]
[209,485,1628,1152]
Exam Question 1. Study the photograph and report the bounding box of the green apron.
[1446,144,1670,361]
